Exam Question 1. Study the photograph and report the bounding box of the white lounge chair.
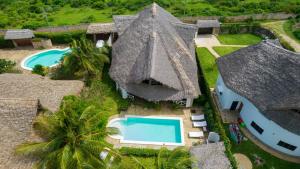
[191,114,205,121]
[193,121,207,127]
[189,131,204,138]
[99,150,109,160]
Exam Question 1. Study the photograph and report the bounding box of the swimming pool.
[108,116,184,146]
[21,48,71,70]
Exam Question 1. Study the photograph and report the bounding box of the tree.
[15,96,120,169]
[61,36,110,80]
[156,147,193,169]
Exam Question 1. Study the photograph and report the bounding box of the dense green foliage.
[0,59,18,73]
[0,36,14,48]
[32,64,48,76]
[52,37,110,80]
[15,95,121,169]
[294,30,300,40]
[213,46,242,56]
[0,0,300,28]
[35,31,86,44]
[217,33,262,45]
[119,147,167,157]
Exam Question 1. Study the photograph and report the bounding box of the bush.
[35,31,86,44]
[0,59,16,74]
[0,36,14,48]
[80,15,96,23]
[293,30,300,40]
[119,147,170,157]
[22,20,47,30]
[32,64,48,76]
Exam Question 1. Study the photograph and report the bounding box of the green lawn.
[283,20,300,43]
[213,46,243,57]
[217,34,262,45]
[224,125,300,169]
[121,156,156,169]
[196,47,218,88]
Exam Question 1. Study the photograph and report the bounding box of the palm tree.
[15,96,120,169]
[62,36,110,80]
[156,147,193,169]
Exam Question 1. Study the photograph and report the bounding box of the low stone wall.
[32,39,52,49]
[181,13,296,23]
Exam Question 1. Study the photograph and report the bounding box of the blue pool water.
[109,117,183,144]
[24,48,71,69]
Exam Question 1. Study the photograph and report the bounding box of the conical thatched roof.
[217,40,300,135]
[109,3,200,101]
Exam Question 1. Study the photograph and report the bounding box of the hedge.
[119,147,170,157]
[194,51,238,169]
[0,36,14,48]
[35,30,86,44]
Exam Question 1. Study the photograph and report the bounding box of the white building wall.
[216,75,300,156]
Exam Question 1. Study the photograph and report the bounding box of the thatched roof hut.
[217,40,300,135]
[86,23,116,34]
[109,3,200,102]
[0,73,84,112]
[4,29,34,47]
[196,19,220,34]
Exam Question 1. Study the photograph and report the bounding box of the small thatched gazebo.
[196,19,220,34]
[86,23,117,45]
[4,29,34,47]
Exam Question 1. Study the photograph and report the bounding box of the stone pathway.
[195,34,247,58]
[234,153,253,169]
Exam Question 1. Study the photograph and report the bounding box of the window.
[278,141,297,151]
[251,121,264,134]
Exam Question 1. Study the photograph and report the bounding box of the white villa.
[215,40,300,156]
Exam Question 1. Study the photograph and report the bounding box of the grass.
[49,6,113,26]
[224,125,300,169]
[196,47,218,88]
[217,34,262,45]
[283,20,300,43]
[121,156,156,169]
[213,46,243,57]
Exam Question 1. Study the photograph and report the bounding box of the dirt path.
[261,21,300,52]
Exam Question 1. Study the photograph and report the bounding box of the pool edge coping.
[107,115,185,146]
[20,47,70,71]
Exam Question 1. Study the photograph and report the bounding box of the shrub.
[92,1,106,9]
[0,36,14,48]
[32,64,48,76]
[0,59,16,74]
[293,30,300,40]
[35,31,86,44]
[80,15,96,23]
[22,20,47,30]
[119,147,169,157]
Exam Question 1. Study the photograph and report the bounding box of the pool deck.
[0,45,68,73]
[106,105,206,150]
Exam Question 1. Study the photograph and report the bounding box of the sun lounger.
[193,121,207,127]
[99,150,109,160]
[191,114,205,121]
[189,131,204,138]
